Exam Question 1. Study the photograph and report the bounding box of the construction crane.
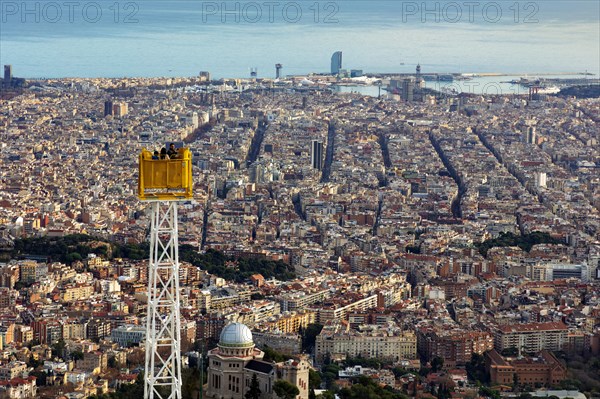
[138,148,193,399]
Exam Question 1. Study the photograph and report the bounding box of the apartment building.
[417,329,494,365]
[110,325,146,348]
[316,323,417,362]
[278,289,331,312]
[0,361,27,380]
[316,294,379,324]
[494,322,568,353]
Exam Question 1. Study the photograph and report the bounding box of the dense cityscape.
[0,62,599,399]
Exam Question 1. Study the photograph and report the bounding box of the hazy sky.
[1,1,599,77]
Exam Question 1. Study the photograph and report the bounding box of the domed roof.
[219,323,254,347]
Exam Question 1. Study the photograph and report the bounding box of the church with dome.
[206,322,310,399]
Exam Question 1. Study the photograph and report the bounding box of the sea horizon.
[11,70,598,80]
[1,1,599,79]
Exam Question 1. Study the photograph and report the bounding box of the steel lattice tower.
[138,146,193,399]
[144,201,183,399]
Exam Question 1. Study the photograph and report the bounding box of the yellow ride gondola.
[138,148,193,200]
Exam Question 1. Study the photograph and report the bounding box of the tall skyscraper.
[199,71,211,81]
[104,100,113,117]
[112,102,128,117]
[534,171,547,188]
[275,63,282,79]
[401,78,415,102]
[311,140,323,170]
[4,65,12,82]
[331,51,342,75]
[524,126,536,144]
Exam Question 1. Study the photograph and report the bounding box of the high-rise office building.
[112,102,128,117]
[275,63,282,79]
[525,126,536,144]
[401,78,415,102]
[534,171,547,188]
[3,65,12,82]
[311,140,323,170]
[199,71,211,81]
[104,100,113,117]
[331,51,342,75]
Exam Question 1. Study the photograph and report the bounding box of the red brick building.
[486,349,566,387]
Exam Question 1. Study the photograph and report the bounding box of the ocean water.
[0,0,599,78]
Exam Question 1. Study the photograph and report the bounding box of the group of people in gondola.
[151,143,180,160]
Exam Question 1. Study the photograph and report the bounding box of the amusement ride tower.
[138,147,193,399]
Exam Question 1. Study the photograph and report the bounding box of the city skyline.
[0,1,599,399]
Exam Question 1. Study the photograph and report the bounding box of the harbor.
[331,72,598,96]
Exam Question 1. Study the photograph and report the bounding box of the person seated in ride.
[152,150,160,160]
[167,143,178,159]
[160,147,169,160]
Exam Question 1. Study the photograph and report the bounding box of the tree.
[302,324,324,352]
[114,372,145,398]
[182,368,202,399]
[245,373,262,399]
[345,356,388,369]
[317,392,336,399]
[431,356,444,372]
[501,347,519,357]
[309,369,322,390]
[437,383,451,399]
[322,363,340,390]
[27,354,41,368]
[466,353,488,384]
[127,348,145,367]
[477,231,562,257]
[479,386,501,399]
[273,380,300,399]
[65,252,83,263]
[337,375,407,399]
[406,245,421,254]
[263,346,292,363]
[29,370,47,386]
[51,338,66,359]
[339,387,352,399]
[70,350,84,361]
